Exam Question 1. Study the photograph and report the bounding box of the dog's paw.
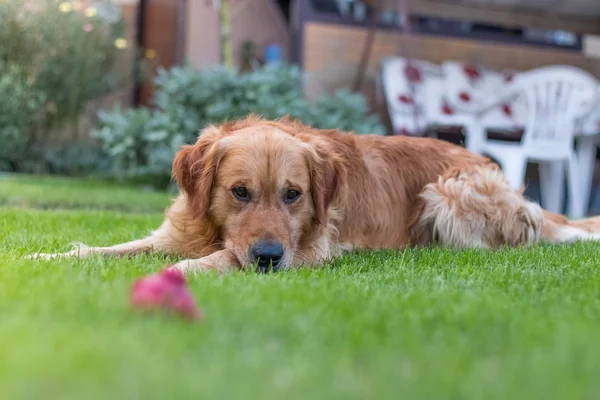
[522,202,544,239]
[24,246,89,261]
[27,243,93,261]
[24,252,56,260]
[170,259,214,275]
[24,252,70,260]
[505,201,544,245]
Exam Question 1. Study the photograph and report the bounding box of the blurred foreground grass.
[2,175,600,400]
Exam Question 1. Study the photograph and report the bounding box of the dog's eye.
[232,186,249,201]
[284,189,301,204]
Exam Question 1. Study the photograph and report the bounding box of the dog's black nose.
[251,241,284,273]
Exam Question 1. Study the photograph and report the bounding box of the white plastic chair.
[423,61,524,147]
[377,57,479,137]
[377,56,441,135]
[441,61,525,140]
[457,65,599,218]
[420,70,477,136]
[574,92,600,214]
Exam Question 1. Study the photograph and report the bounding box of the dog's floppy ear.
[172,126,222,219]
[305,136,346,227]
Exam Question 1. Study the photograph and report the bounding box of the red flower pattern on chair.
[442,103,454,115]
[398,94,414,105]
[382,58,531,140]
[395,127,411,136]
[459,91,471,103]
[404,63,422,83]
[463,64,481,80]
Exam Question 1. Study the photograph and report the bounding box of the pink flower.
[130,267,202,321]
[83,23,94,32]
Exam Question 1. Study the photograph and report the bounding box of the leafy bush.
[0,0,129,131]
[42,142,112,177]
[0,63,45,170]
[150,64,384,134]
[93,107,182,187]
[302,89,386,133]
[93,64,386,187]
[0,0,130,174]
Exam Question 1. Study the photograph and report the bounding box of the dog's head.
[172,116,345,271]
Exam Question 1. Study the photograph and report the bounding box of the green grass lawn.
[3,175,600,399]
[0,174,170,213]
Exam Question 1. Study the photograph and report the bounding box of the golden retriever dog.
[29,115,600,273]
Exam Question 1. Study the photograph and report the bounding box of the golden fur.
[28,115,600,272]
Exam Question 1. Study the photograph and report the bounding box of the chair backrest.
[378,56,441,135]
[577,86,600,136]
[441,60,525,129]
[514,66,598,154]
[442,61,512,109]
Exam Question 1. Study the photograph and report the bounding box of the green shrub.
[0,0,129,131]
[42,142,112,177]
[93,107,182,187]
[93,64,386,188]
[303,89,387,133]
[150,64,384,134]
[0,0,130,174]
[0,62,45,170]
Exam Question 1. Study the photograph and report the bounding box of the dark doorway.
[134,0,180,106]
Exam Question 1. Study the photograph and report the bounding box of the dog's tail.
[543,210,600,243]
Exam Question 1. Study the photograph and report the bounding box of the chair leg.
[464,120,485,155]
[566,155,585,219]
[539,161,565,214]
[498,155,527,191]
[575,135,598,214]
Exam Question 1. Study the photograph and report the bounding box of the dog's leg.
[27,237,162,260]
[170,249,241,274]
[26,223,176,260]
[542,211,600,243]
[415,165,544,248]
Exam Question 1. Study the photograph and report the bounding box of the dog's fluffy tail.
[543,210,600,243]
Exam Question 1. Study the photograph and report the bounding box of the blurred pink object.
[83,23,94,32]
[130,267,201,321]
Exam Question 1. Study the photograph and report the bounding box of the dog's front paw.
[170,259,215,274]
[24,245,90,261]
[170,251,241,274]
[24,251,79,260]
[24,253,58,260]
